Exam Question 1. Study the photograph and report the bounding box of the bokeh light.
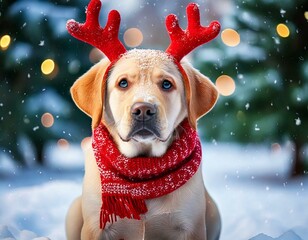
[68,59,81,74]
[57,138,70,149]
[305,12,308,20]
[221,28,240,47]
[215,75,236,96]
[236,110,245,122]
[41,112,54,128]
[89,48,105,63]
[271,143,281,153]
[81,137,92,151]
[41,59,55,75]
[123,28,143,48]
[276,23,290,38]
[0,35,11,50]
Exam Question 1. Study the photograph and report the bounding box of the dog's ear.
[181,61,219,129]
[70,58,110,129]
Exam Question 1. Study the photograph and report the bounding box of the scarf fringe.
[100,195,148,229]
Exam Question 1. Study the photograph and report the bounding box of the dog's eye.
[161,80,173,90]
[118,79,128,89]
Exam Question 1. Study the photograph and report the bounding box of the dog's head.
[71,49,218,156]
[67,0,220,157]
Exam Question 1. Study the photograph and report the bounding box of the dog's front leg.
[82,219,145,240]
[102,220,145,240]
[66,196,83,240]
[205,189,221,240]
[81,222,102,240]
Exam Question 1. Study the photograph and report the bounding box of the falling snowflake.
[295,117,301,126]
[280,9,286,17]
[245,103,250,110]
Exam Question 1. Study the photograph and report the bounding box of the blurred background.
[1,0,308,239]
[0,0,307,175]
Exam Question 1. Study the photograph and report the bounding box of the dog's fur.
[66,49,221,240]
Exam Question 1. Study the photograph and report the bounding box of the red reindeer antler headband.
[67,0,220,63]
[67,0,126,62]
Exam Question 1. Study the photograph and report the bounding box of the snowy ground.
[0,142,307,240]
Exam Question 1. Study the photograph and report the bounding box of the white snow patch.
[0,152,19,176]
[0,179,81,240]
[202,143,308,240]
[44,142,84,170]
[0,143,307,240]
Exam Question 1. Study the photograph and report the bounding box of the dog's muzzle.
[128,102,161,140]
[131,102,157,122]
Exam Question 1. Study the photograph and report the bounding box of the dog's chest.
[144,174,206,239]
[84,150,205,239]
[99,170,205,240]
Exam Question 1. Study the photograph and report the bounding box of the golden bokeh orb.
[0,35,11,50]
[124,28,143,48]
[57,139,70,149]
[41,59,55,75]
[89,48,105,63]
[41,112,54,128]
[215,75,236,96]
[271,143,281,153]
[276,23,290,38]
[81,137,92,151]
[221,28,240,47]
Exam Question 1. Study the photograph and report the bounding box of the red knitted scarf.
[92,119,202,229]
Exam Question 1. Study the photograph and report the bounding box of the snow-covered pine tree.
[0,0,94,164]
[198,0,308,176]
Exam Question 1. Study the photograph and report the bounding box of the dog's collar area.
[92,118,202,229]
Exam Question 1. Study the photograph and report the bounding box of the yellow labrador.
[66,49,221,240]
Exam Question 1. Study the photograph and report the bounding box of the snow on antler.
[165,3,221,62]
[66,0,126,61]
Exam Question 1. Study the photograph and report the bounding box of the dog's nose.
[131,102,157,121]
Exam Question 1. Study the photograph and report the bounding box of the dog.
[65,49,221,240]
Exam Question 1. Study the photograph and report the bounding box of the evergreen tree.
[199,0,308,176]
[0,0,94,164]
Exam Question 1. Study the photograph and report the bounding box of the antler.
[66,0,126,62]
[165,3,220,62]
